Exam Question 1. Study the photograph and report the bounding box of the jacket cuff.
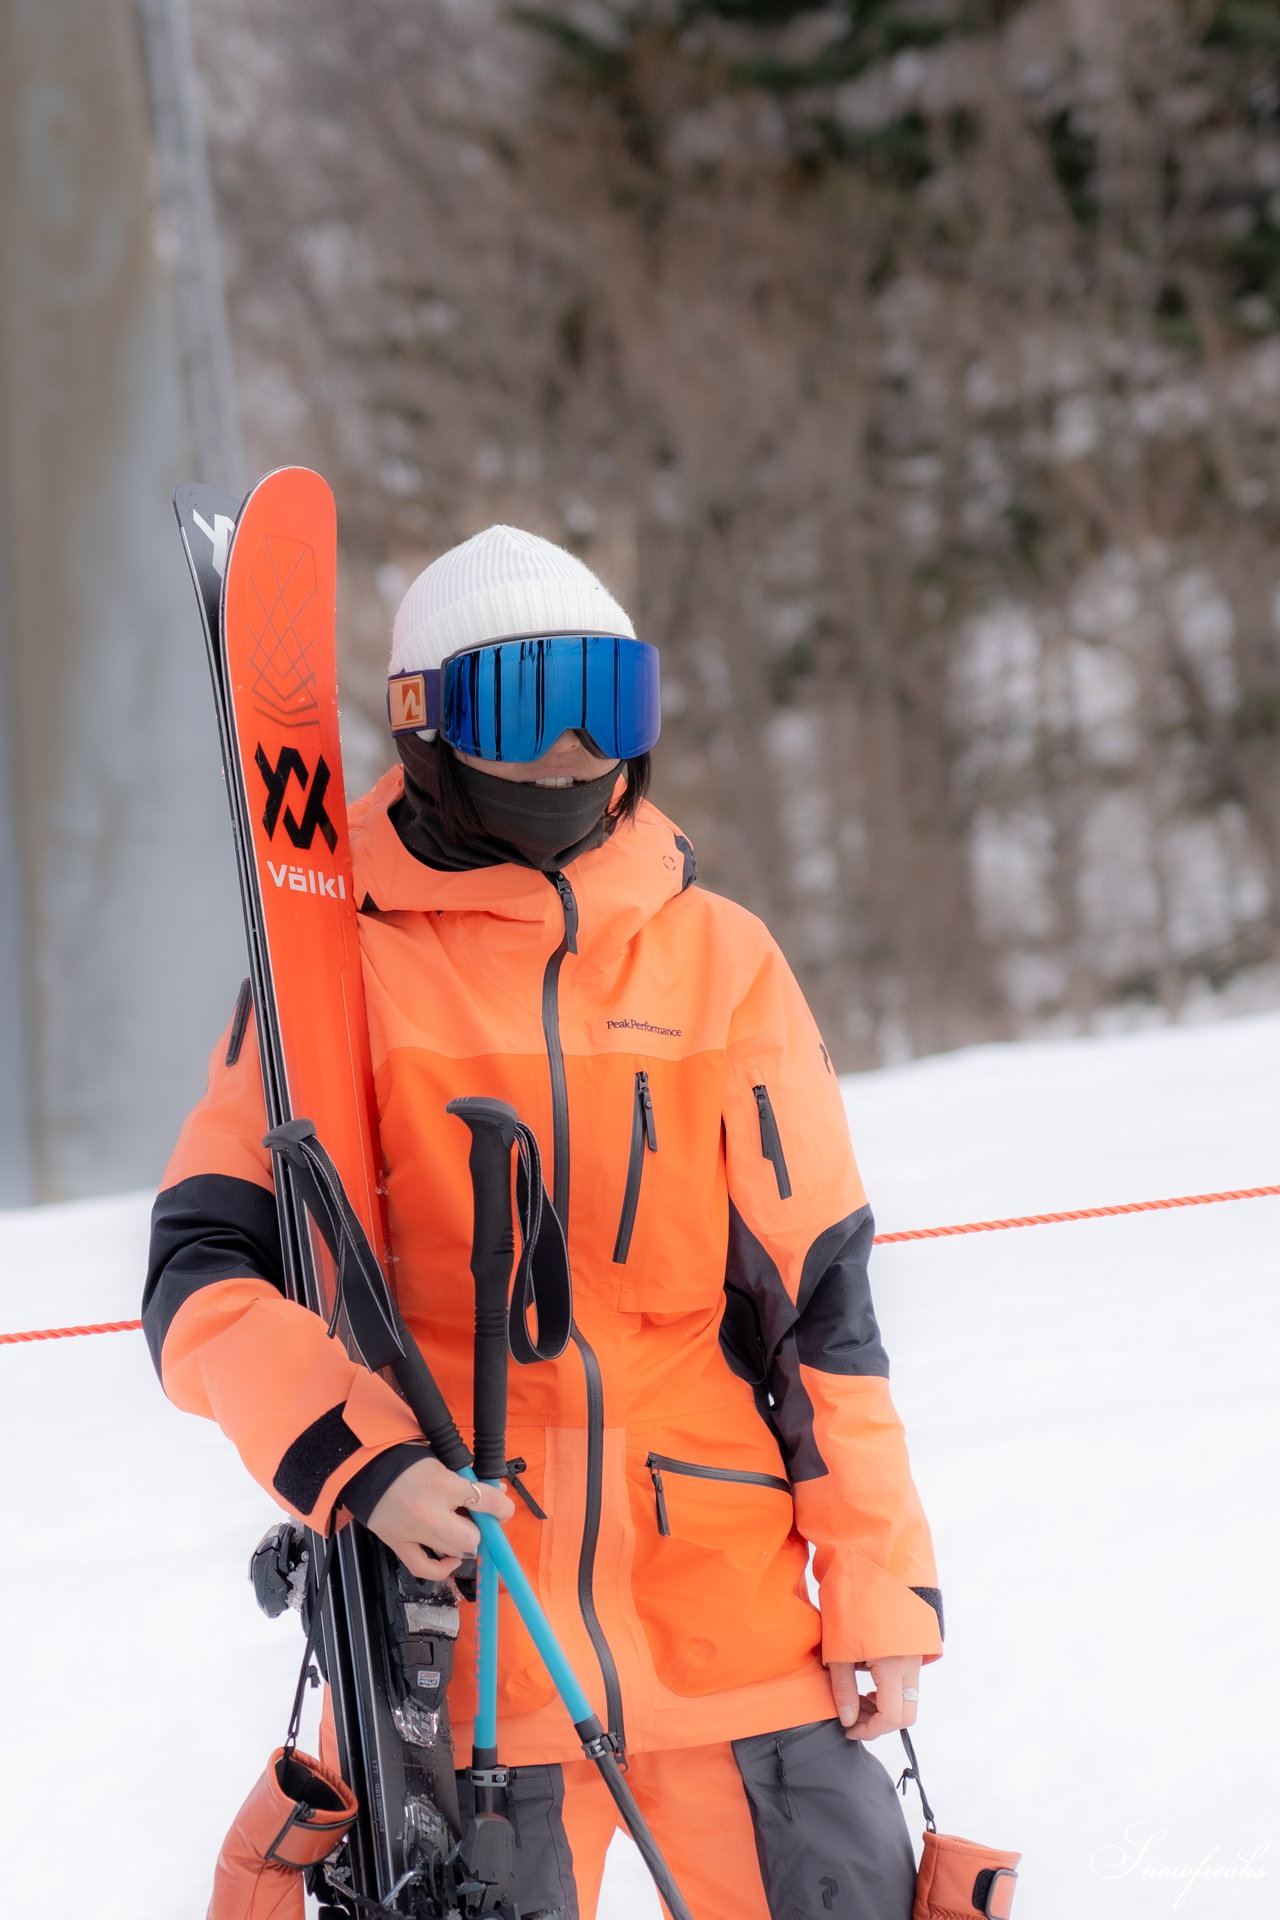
[818,1553,945,1664]
[269,1364,427,1527]
[339,1442,434,1526]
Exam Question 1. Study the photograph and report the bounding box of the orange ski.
[221,467,386,1291]
[178,467,462,1913]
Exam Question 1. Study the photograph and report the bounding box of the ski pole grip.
[447,1099,521,1484]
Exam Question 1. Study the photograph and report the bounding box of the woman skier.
[145,525,943,1920]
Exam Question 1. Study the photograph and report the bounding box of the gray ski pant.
[454,1716,917,1920]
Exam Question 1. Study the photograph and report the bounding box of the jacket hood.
[348,765,696,957]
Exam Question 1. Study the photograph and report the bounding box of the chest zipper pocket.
[752,1084,792,1199]
[645,1453,792,1537]
[612,1070,658,1263]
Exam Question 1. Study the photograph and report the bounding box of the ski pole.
[443,1098,597,1736]
[463,1503,695,1920]
[447,1099,522,1902]
[268,1118,697,1920]
[447,1100,521,1767]
[446,1100,694,1920]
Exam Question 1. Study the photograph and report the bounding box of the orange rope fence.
[0,1318,143,1346]
[2,1180,1277,1347]
[873,1182,1280,1244]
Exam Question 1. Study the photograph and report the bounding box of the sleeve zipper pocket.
[645,1452,792,1537]
[612,1070,658,1264]
[752,1084,792,1199]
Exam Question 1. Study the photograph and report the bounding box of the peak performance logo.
[255,745,338,853]
[605,1017,683,1037]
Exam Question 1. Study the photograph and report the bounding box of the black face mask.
[452,759,620,869]
[393,734,620,872]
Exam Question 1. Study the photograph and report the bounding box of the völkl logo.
[255,745,338,852]
[267,861,347,899]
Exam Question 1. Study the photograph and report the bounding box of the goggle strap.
[387,668,442,735]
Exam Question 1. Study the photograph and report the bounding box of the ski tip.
[227,470,337,580]
[174,481,243,520]
[238,468,335,514]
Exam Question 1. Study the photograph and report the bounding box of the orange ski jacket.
[145,770,942,1764]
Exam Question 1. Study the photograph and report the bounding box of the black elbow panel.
[793,1208,888,1377]
[722,1202,890,1484]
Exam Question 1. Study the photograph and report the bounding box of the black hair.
[433,743,651,846]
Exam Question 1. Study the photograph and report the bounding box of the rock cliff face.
[194,0,1280,1063]
[0,0,242,1199]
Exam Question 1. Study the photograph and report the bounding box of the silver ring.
[464,1484,482,1510]
[902,1687,920,1701]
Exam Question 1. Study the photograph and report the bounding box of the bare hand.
[827,1656,921,1741]
[365,1456,514,1579]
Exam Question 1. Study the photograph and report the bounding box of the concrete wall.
[0,0,243,1200]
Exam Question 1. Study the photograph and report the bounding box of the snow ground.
[1,1012,1276,1918]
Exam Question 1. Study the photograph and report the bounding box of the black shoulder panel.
[673,833,697,890]
[143,1173,284,1376]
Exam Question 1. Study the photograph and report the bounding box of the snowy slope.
[1,1012,1276,1918]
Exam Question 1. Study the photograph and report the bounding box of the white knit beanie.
[390,525,635,687]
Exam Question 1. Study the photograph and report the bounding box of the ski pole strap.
[897,1727,938,1833]
[264,1120,472,1474]
[265,1121,402,1365]
[443,1098,573,1366]
[283,1529,338,1759]
[509,1120,572,1366]
[447,1098,573,1481]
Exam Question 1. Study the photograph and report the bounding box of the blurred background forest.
[4,0,1280,1198]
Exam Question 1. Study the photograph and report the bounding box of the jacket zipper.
[543,871,627,1756]
[752,1084,792,1199]
[644,1452,792,1538]
[543,873,578,1214]
[505,1458,546,1521]
[612,1070,657,1264]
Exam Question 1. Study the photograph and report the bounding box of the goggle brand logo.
[255,745,338,852]
[388,672,427,732]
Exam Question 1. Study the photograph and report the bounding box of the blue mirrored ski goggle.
[387,633,661,763]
